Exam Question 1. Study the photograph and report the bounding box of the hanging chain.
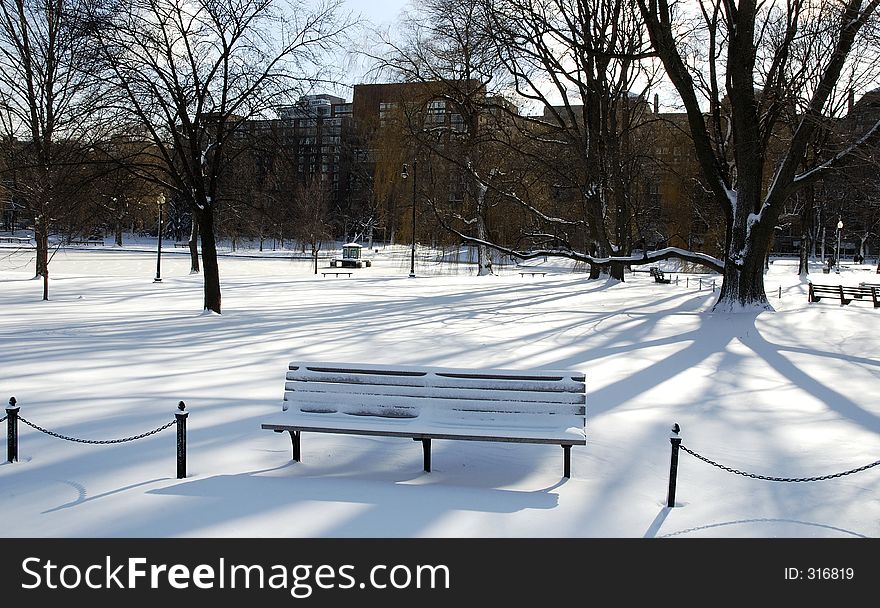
[18,416,176,445]
[680,444,880,482]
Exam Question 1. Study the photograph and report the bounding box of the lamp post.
[836,218,843,274]
[401,162,416,278]
[154,193,166,283]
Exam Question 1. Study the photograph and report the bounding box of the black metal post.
[422,437,431,472]
[175,401,187,479]
[667,423,682,508]
[7,396,19,463]
[289,430,301,462]
[410,161,417,278]
[562,445,571,478]
[154,198,164,283]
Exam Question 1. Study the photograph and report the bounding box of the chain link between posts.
[680,444,880,482]
[17,416,176,445]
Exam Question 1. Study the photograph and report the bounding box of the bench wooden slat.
[285,380,586,404]
[289,362,584,381]
[285,375,585,396]
[287,364,585,393]
[283,392,586,416]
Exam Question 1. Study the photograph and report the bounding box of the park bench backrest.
[283,362,585,431]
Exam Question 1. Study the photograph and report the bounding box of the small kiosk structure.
[330,243,372,268]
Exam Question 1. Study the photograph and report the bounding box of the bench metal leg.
[562,445,571,478]
[422,438,431,472]
[288,430,301,462]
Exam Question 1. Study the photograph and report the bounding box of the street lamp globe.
[835,218,843,273]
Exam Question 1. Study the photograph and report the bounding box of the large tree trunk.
[189,216,200,274]
[475,193,493,276]
[196,209,221,313]
[585,191,625,281]
[715,209,773,312]
[114,216,124,246]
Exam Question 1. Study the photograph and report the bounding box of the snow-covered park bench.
[0,236,30,244]
[808,282,879,307]
[261,362,586,478]
[649,267,671,283]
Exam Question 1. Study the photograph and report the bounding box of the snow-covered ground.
[1,240,878,538]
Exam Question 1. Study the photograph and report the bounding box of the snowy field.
[1,241,879,538]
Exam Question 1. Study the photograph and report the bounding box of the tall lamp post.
[401,162,416,278]
[154,193,166,283]
[836,218,843,274]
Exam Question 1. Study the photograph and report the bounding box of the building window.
[379,102,397,126]
[425,100,447,126]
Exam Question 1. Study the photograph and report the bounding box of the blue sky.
[318,0,410,99]
[343,0,409,25]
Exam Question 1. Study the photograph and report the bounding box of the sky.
[316,0,412,99]
[343,0,410,26]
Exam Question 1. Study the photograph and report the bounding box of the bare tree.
[292,175,333,273]
[0,0,106,300]
[370,0,511,275]
[467,0,688,279]
[84,0,351,313]
[638,0,880,311]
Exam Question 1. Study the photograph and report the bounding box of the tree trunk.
[798,234,810,277]
[115,218,123,247]
[189,216,200,274]
[798,186,814,276]
[714,213,773,312]
[475,212,493,276]
[34,214,48,279]
[197,209,221,313]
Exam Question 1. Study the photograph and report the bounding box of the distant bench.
[519,271,546,277]
[262,362,587,478]
[321,271,352,278]
[174,242,189,248]
[808,282,879,307]
[0,236,30,244]
[650,267,671,284]
[68,239,103,246]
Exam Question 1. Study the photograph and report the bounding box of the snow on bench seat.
[261,362,586,477]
